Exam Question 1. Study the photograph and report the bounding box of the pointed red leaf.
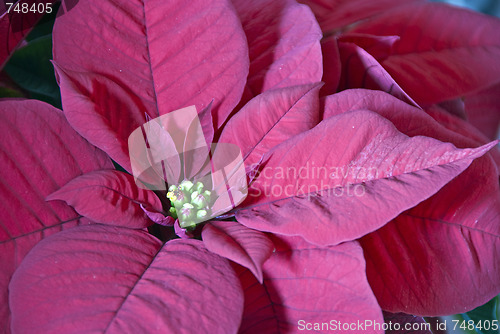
[0,99,112,331]
[297,0,423,33]
[324,89,496,150]
[219,83,322,167]
[231,0,322,97]
[47,170,163,229]
[425,104,500,168]
[326,89,500,168]
[52,0,249,171]
[202,220,274,283]
[323,89,500,315]
[236,108,495,246]
[361,204,500,316]
[349,2,500,105]
[237,236,383,333]
[10,224,243,333]
[338,40,419,107]
[142,207,175,226]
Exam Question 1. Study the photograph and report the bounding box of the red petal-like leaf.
[53,0,249,171]
[47,170,163,229]
[237,236,383,334]
[219,83,321,167]
[10,224,243,333]
[323,89,500,315]
[232,0,322,97]
[202,220,273,283]
[425,104,500,168]
[338,34,400,61]
[350,2,500,105]
[0,99,111,332]
[142,206,175,226]
[361,205,500,316]
[338,40,419,107]
[236,108,495,246]
[297,0,423,33]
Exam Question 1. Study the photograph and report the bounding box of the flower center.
[167,180,212,229]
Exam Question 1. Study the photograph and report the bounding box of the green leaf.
[25,3,59,42]
[0,86,24,98]
[461,295,499,334]
[3,35,61,107]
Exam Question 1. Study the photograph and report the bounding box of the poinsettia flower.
[0,92,383,332]
[126,105,249,230]
[1,0,385,331]
[47,0,327,283]
[2,0,499,332]
[2,99,259,334]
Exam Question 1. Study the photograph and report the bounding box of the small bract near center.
[167,180,212,229]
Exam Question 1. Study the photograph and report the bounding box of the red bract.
[10,225,244,333]
[236,236,384,334]
[52,0,250,171]
[233,109,495,246]
[336,35,419,107]
[463,82,500,141]
[48,0,328,281]
[347,2,500,106]
[2,0,500,332]
[298,0,500,315]
[297,0,424,33]
[0,99,250,333]
[303,0,500,139]
[202,220,274,283]
[323,90,500,315]
[47,170,164,228]
[0,100,112,331]
[231,0,323,99]
[4,0,387,331]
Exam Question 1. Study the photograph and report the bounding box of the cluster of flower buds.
[166,180,212,229]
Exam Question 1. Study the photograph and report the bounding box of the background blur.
[432,0,500,17]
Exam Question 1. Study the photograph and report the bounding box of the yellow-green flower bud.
[196,209,208,219]
[169,206,177,219]
[180,203,195,221]
[195,181,204,193]
[179,180,194,192]
[191,190,211,209]
[167,180,214,226]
